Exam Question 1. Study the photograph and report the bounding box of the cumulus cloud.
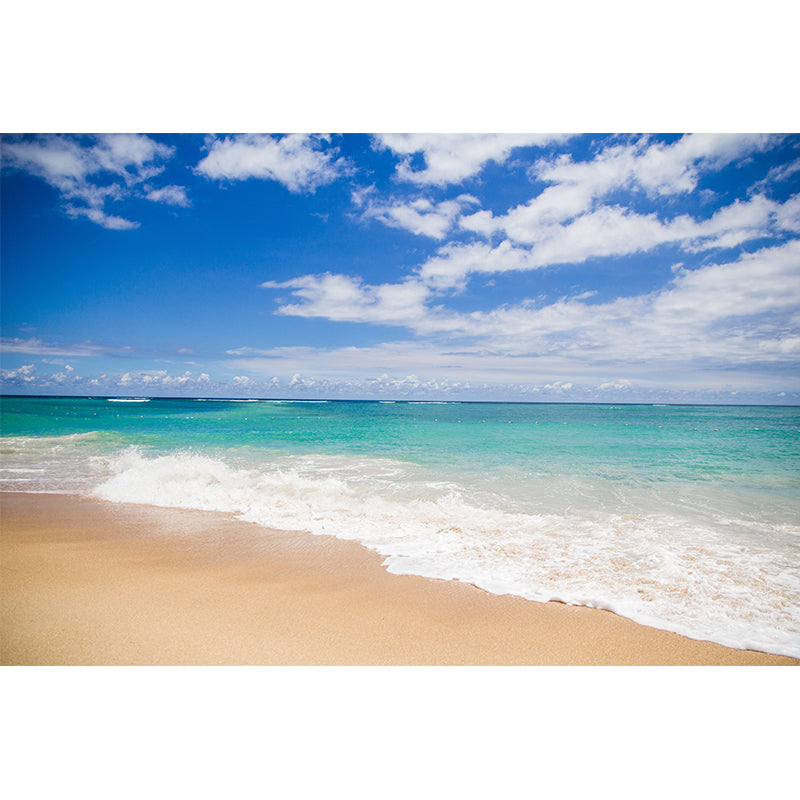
[374,133,570,186]
[196,133,349,192]
[118,370,211,390]
[282,369,471,398]
[523,194,783,260]
[437,191,800,289]
[462,134,782,243]
[599,379,633,391]
[357,193,479,239]
[145,185,190,207]
[0,363,223,395]
[416,240,533,290]
[0,362,83,389]
[654,239,800,324]
[262,273,434,328]
[455,239,800,366]
[372,134,797,293]
[48,364,81,385]
[534,133,776,201]
[261,240,800,371]
[1,134,176,229]
[0,364,36,383]
[774,194,800,233]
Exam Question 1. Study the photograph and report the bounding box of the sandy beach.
[1,492,796,666]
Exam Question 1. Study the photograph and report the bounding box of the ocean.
[2,395,799,658]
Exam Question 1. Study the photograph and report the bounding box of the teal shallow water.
[2,396,799,656]
[4,396,798,483]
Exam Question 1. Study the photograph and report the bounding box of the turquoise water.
[2,396,799,656]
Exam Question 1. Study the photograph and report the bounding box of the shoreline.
[2,492,797,666]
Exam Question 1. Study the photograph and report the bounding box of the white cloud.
[374,133,570,186]
[542,381,573,391]
[289,373,316,390]
[0,337,125,357]
[92,133,174,180]
[535,133,775,199]
[196,133,349,192]
[456,239,800,366]
[524,194,781,261]
[64,205,140,230]
[226,343,504,389]
[465,134,780,244]
[438,192,799,290]
[0,363,220,395]
[421,135,798,291]
[416,240,533,290]
[260,240,800,372]
[378,132,772,194]
[752,156,800,191]
[654,239,800,324]
[599,379,633,391]
[359,193,479,239]
[262,273,434,327]
[49,364,81,384]
[145,185,190,207]
[0,364,36,383]
[0,362,80,388]
[774,194,800,234]
[223,328,799,401]
[1,134,176,229]
[117,370,211,390]
[3,133,172,187]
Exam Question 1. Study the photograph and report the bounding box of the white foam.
[91,447,800,658]
[194,398,263,402]
[1,432,99,446]
[0,432,109,494]
[107,398,150,403]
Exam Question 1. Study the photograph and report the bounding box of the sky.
[2,132,800,403]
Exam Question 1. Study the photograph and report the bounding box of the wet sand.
[1,492,796,665]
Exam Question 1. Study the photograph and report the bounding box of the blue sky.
[2,132,800,402]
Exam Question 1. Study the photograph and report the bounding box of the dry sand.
[1,492,796,665]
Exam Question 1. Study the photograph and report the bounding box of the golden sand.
[1,492,796,665]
